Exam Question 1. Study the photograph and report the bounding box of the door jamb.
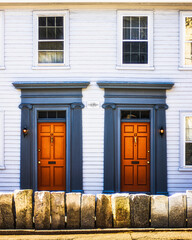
[33,105,70,192]
[116,106,155,194]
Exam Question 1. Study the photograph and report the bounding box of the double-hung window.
[33,11,69,69]
[117,11,153,70]
[180,112,192,170]
[180,12,192,70]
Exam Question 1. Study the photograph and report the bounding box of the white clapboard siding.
[0,5,192,194]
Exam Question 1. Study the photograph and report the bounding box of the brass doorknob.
[38,161,41,164]
[147,161,150,164]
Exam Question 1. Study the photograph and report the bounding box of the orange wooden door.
[121,122,150,192]
[38,122,66,191]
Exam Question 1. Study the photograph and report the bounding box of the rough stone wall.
[0,190,190,229]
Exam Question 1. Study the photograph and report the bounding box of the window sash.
[33,11,69,68]
[117,11,153,68]
[38,16,64,64]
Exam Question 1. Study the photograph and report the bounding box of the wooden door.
[121,122,150,192]
[38,122,66,191]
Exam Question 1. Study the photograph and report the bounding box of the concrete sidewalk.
[0,229,192,239]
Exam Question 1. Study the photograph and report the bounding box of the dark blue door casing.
[13,81,90,192]
[97,81,174,195]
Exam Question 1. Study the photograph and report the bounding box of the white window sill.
[116,65,155,71]
[179,167,192,172]
[0,66,5,70]
[178,67,192,71]
[0,166,5,170]
[32,65,71,70]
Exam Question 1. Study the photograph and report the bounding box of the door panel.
[124,166,134,185]
[121,122,150,192]
[40,136,51,159]
[124,137,134,159]
[40,167,51,187]
[38,122,66,191]
[137,137,147,159]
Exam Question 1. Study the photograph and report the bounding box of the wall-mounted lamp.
[23,127,29,137]
[160,127,164,136]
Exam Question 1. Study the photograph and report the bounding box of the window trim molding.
[180,11,192,70]
[180,111,192,170]
[0,110,5,169]
[117,10,154,70]
[0,11,5,70]
[32,10,70,69]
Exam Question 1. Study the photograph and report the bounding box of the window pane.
[140,42,148,53]
[131,42,140,52]
[140,17,148,27]
[131,53,140,63]
[140,54,148,63]
[38,51,64,63]
[141,111,150,119]
[48,111,56,118]
[123,17,130,27]
[131,17,139,27]
[123,42,148,64]
[121,110,150,119]
[39,28,46,40]
[56,28,64,39]
[38,111,47,118]
[123,53,130,63]
[39,42,63,50]
[140,28,147,40]
[57,111,65,118]
[56,17,63,26]
[48,17,55,26]
[185,17,192,41]
[131,28,139,40]
[185,42,192,65]
[39,17,46,26]
[123,28,130,40]
[123,42,130,52]
[186,143,192,165]
[47,28,56,39]
[186,117,192,140]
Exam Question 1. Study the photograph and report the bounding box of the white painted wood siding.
[0,4,192,194]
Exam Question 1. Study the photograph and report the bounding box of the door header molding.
[13,81,90,90]
[97,81,174,90]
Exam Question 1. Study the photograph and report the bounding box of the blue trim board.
[97,81,174,90]
[13,81,90,89]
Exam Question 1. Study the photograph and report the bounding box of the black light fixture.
[160,127,164,136]
[23,127,29,137]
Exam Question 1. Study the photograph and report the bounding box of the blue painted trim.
[17,83,85,192]
[97,81,174,90]
[38,119,66,122]
[71,190,84,193]
[103,190,116,194]
[102,84,170,194]
[121,119,150,122]
[13,81,90,89]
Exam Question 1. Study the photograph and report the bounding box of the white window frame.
[117,10,154,70]
[179,111,192,171]
[32,10,70,70]
[0,111,5,169]
[0,11,5,70]
[179,11,192,70]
